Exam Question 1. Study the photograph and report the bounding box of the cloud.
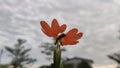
[0,0,120,66]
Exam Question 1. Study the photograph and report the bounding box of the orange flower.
[61,28,83,45]
[40,19,83,45]
[40,19,67,38]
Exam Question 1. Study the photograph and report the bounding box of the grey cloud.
[0,0,120,66]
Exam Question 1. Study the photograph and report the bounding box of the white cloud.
[0,0,120,66]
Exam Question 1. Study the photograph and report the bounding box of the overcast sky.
[0,0,120,66]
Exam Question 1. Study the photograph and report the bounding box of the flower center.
[55,33,66,45]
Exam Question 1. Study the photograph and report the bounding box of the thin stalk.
[54,41,61,68]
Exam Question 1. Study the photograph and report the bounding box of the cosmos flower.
[40,19,83,45]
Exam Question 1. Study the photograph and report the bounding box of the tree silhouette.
[5,39,36,68]
[108,29,120,68]
[78,61,92,68]
[108,53,120,68]
[108,53,120,63]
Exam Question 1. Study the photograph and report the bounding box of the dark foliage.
[5,39,36,68]
[108,53,120,64]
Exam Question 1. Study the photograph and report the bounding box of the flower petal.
[60,24,67,33]
[61,37,79,45]
[68,41,79,45]
[61,28,83,45]
[40,21,57,37]
[41,29,53,37]
[40,21,51,32]
[51,19,60,35]
[75,32,83,40]
[66,28,78,37]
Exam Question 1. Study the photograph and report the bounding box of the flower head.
[61,28,83,45]
[40,19,83,45]
[40,19,66,38]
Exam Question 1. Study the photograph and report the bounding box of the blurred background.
[0,0,120,68]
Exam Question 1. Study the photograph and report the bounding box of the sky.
[0,0,120,66]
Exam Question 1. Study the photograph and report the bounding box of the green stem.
[54,41,61,68]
